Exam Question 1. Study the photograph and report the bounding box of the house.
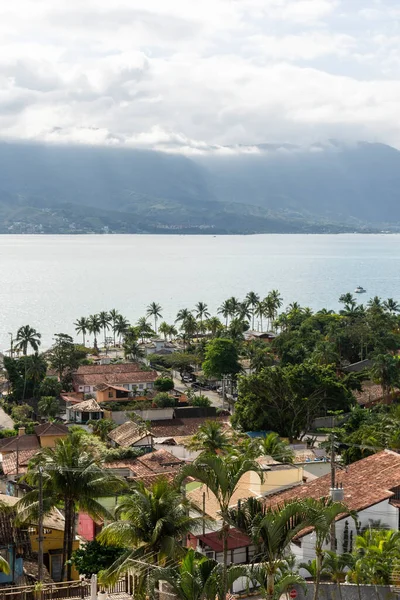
[188,529,254,564]
[66,399,104,424]
[0,499,30,585]
[353,381,399,407]
[0,494,80,581]
[244,330,276,342]
[34,423,69,448]
[95,383,132,403]
[107,421,154,449]
[71,363,158,395]
[262,449,400,567]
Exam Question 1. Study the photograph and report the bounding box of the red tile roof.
[108,421,153,447]
[196,529,251,552]
[263,450,400,520]
[0,435,40,453]
[73,370,158,387]
[105,449,183,485]
[76,363,142,375]
[150,417,230,438]
[2,449,37,475]
[35,422,69,436]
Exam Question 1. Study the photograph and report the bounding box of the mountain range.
[0,139,399,234]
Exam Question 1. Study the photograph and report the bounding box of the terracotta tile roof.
[353,382,385,406]
[196,528,251,552]
[35,422,69,436]
[69,399,103,412]
[74,370,158,387]
[61,393,84,404]
[262,450,400,521]
[108,421,153,447]
[2,449,37,475]
[0,435,40,453]
[0,495,66,531]
[95,384,130,393]
[0,499,31,553]
[150,417,230,438]
[188,484,259,521]
[76,363,142,375]
[105,449,183,485]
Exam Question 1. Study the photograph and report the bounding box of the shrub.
[153,392,177,408]
[154,377,174,392]
[190,394,211,407]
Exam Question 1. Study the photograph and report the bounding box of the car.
[191,382,202,389]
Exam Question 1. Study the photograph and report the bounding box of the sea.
[1,233,400,350]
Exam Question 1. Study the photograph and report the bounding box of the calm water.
[1,233,400,349]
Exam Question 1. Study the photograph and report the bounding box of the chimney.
[330,482,344,502]
[18,427,26,437]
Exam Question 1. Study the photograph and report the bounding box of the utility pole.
[330,415,336,551]
[38,466,44,583]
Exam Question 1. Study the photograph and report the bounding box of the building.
[262,449,400,567]
[66,399,104,424]
[0,499,30,585]
[72,363,158,395]
[107,421,154,449]
[0,494,80,581]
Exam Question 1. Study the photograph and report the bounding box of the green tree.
[383,298,400,314]
[72,540,124,577]
[202,338,241,380]
[88,314,101,348]
[154,377,174,392]
[218,300,231,328]
[99,311,111,347]
[370,353,400,401]
[322,551,354,600]
[39,377,63,398]
[109,309,120,347]
[350,529,400,585]
[136,317,154,343]
[15,325,41,400]
[38,396,60,419]
[18,431,125,581]
[159,321,170,341]
[204,317,223,338]
[195,302,210,325]
[98,479,202,582]
[177,453,262,600]
[153,392,177,408]
[187,421,231,454]
[147,302,163,334]
[74,317,89,346]
[48,333,80,381]
[88,418,116,442]
[249,432,295,463]
[246,291,260,330]
[26,352,47,397]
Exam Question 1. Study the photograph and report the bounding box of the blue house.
[0,505,30,585]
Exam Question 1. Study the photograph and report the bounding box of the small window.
[27,527,37,534]
[84,386,90,393]
[43,528,52,535]
[108,391,114,398]
[147,383,153,389]
[138,384,144,390]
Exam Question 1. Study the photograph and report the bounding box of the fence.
[0,577,130,600]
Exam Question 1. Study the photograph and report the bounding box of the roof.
[96,384,130,393]
[34,422,69,436]
[108,421,153,447]
[150,417,230,438]
[353,382,394,406]
[105,449,183,485]
[342,359,373,373]
[196,528,251,552]
[74,370,158,387]
[2,449,37,476]
[75,363,142,375]
[69,399,103,412]
[263,450,400,525]
[60,393,84,404]
[0,494,67,531]
[0,498,31,553]
[0,435,40,453]
[188,484,259,521]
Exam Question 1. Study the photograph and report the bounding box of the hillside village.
[1,293,400,599]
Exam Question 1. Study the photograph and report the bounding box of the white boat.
[354,285,366,294]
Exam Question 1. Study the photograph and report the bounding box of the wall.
[78,513,96,541]
[29,526,80,580]
[39,434,67,448]
[133,408,174,421]
[242,464,304,496]
[154,444,200,461]
[302,462,331,478]
[294,583,400,600]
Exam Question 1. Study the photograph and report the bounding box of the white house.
[72,363,158,395]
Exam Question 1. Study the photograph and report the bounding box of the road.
[173,377,226,410]
[0,405,14,430]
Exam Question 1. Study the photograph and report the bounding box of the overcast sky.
[2,0,400,152]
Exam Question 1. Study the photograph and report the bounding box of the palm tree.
[263,294,276,332]
[99,311,111,347]
[181,314,197,344]
[187,421,231,454]
[136,317,154,343]
[246,291,260,330]
[195,302,210,325]
[269,289,283,325]
[115,315,130,344]
[167,324,178,340]
[255,300,265,332]
[322,551,354,600]
[205,317,223,338]
[251,432,295,463]
[370,353,400,402]
[88,314,101,348]
[98,479,203,583]
[109,309,120,347]
[383,298,400,314]
[158,321,170,341]
[339,293,356,309]
[149,548,248,600]
[218,300,231,328]
[302,497,354,600]
[248,563,306,600]
[74,317,89,346]
[350,528,400,585]
[228,497,310,600]
[18,431,125,581]
[367,296,382,310]
[15,325,42,400]
[311,340,340,366]
[88,418,116,442]
[176,308,191,324]
[227,297,241,320]
[147,302,163,334]
[26,352,47,397]
[38,395,60,419]
[238,302,251,323]
[177,453,262,600]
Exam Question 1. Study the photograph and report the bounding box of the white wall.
[154,444,200,461]
[133,408,174,421]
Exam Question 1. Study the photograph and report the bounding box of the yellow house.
[34,423,69,448]
[0,494,80,581]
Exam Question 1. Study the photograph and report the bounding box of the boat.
[354,285,366,294]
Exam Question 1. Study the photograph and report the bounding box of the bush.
[153,392,177,408]
[0,429,16,439]
[103,446,145,462]
[154,377,174,392]
[11,404,33,422]
[72,540,124,577]
[190,394,211,407]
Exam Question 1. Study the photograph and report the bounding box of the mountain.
[0,139,397,234]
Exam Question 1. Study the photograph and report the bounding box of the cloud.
[0,0,399,151]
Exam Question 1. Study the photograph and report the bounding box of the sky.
[2,0,400,152]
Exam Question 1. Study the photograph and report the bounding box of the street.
[172,376,226,410]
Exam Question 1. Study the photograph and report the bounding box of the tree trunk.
[60,497,71,582]
[266,570,275,600]
[313,549,323,600]
[22,353,27,400]
[82,332,85,346]
[222,521,230,599]
[66,505,75,580]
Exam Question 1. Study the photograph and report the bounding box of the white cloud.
[0,0,399,150]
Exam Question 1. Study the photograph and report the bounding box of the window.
[108,391,114,398]
[84,386,90,393]
[147,383,153,389]
[138,384,144,390]
[43,528,53,535]
[27,527,37,534]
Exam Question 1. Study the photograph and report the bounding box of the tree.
[99,311,111,347]
[4,355,45,401]
[153,392,177,407]
[26,352,47,397]
[147,302,163,334]
[39,377,63,398]
[72,540,124,577]
[250,432,295,463]
[15,325,41,400]
[349,529,400,585]
[88,418,116,442]
[218,301,231,328]
[189,394,211,408]
[48,333,80,381]
[176,308,191,324]
[74,317,89,346]
[187,421,231,454]
[202,338,241,380]
[383,298,400,314]
[370,353,400,401]
[148,548,248,600]
[18,431,125,581]
[195,302,210,325]
[136,317,154,343]
[204,317,223,338]
[98,479,202,582]
[302,497,353,600]
[177,453,262,600]
[322,551,354,600]
[158,321,170,340]
[154,377,174,392]
[88,314,101,349]
[246,291,260,330]
[38,396,60,419]
[228,497,310,600]
[109,309,120,347]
